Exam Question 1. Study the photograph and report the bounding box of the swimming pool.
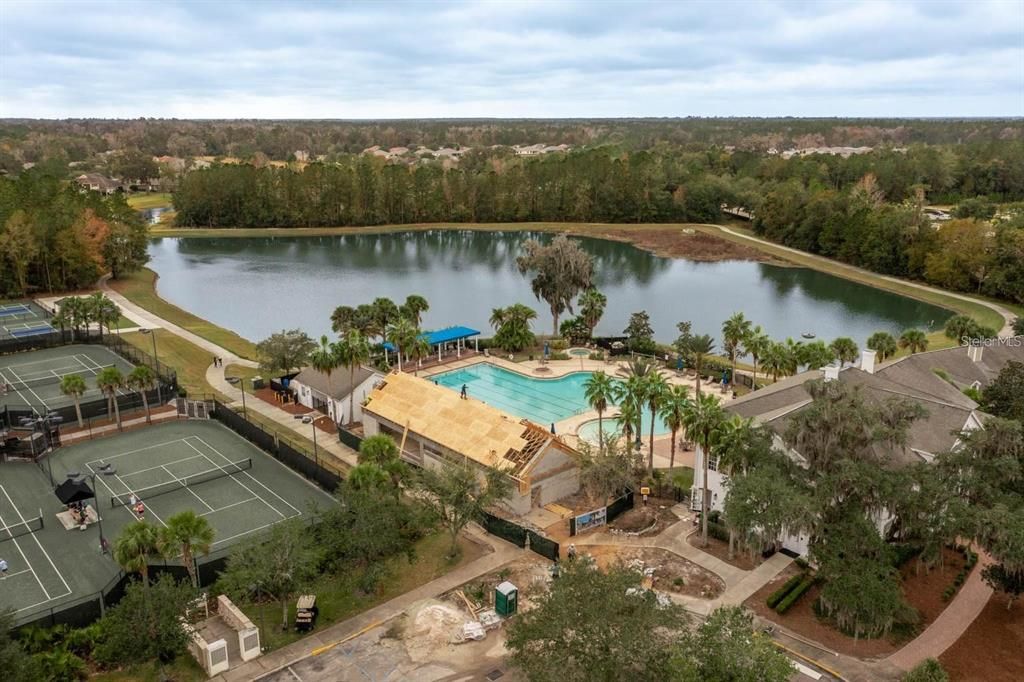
[431,362,671,437]
[577,414,670,444]
[432,363,592,425]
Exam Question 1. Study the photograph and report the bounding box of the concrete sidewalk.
[213,527,522,682]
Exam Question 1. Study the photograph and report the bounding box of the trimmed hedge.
[766,574,805,609]
[776,575,815,614]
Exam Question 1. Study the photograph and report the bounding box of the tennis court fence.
[210,399,342,493]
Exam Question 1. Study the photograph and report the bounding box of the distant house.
[694,339,1024,555]
[154,155,187,172]
[290,365,384,425]
[362,372,580,516]
[75,173,122,194]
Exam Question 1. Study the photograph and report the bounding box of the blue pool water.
[432,363,670,436]
[577,414,670,444]
[433,364,592,425]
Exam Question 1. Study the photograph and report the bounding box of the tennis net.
[110,458,252,508]
[0,514,44,542]
[2,365,111,389]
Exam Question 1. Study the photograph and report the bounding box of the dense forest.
[170,143,1024,303]
[1,117,1022,171]
[0,171,149,296]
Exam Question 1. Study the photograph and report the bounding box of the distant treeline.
[1,117,1022,170]
[0,171,149,296]
[170,144,1024,304]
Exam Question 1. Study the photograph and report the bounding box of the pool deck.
[420,352,737,466]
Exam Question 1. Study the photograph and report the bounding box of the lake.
[146,230,951,345]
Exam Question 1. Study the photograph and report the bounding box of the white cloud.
[0,0,1021,118]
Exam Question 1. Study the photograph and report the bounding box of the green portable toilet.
[495,581,518,616]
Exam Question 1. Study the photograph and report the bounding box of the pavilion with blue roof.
[383,325,481,365]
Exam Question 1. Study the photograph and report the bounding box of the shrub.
[776,575,815,614]
[902,658,949,682]
[941,586,956,602]
[794,557,810,570]
[589,351,605,361]
[766,574,805,609]
[549,351,570,361]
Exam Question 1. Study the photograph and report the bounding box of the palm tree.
[686,334,715,397]
[830,336,860,367]
[372,297,399,343]
[616,374,648,452]
[96,366,125,430]
[489,307,508,331]
[898,329,929,355]
[59,373,87,428]
[867,331,899,361]
[308,335,342,419]
[348,462,391,491]
[408,335,431,374]
[158,510,215,589]
[658,384,691,470]
[760,342,787,382]
[616,399,641,447]
[583,372,617,450]
[577,288,607,336]
[782,338,803,376]
[744,326,770,389]
[88,292,120,339]
[683,393,727,547]
[721,313,752,388]
[387,318,419,371]
[113,521,163,588]
[335,329,371,425]
[400,295,430,327]
[126,365,157,423]
[644,372,670,474]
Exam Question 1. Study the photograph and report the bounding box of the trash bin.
[495,581,518,616]
[252,377,265,390]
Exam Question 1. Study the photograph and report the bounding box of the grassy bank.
[108,269,258,360]
[120,328,220,397]
[126,192,173,210]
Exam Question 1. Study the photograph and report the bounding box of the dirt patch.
[581,227,774,263]
[940,595,1024,682]
[746,548,972,660]
[583,545,724,599]
[607,497,679,535]
[252,387,310,414]
[686,533,763,571]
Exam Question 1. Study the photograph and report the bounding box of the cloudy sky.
[1,0,1022,118]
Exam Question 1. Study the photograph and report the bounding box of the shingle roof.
[362,371,574,478]
[292,366,377,400]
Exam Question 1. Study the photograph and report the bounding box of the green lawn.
[108,269,258,360]
[91,656,206,682]
[120,328,220,398]
[126,192,173,210]
[238,531,486,652]
[660,466,694,491]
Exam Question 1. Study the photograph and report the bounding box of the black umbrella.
[55,478,94,505]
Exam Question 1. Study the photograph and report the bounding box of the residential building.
[693,339,1023,554]
[74,173,122,194]
[362,372,581,516]
[290,365,384,425]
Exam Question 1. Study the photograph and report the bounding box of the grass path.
[126,192,173,209]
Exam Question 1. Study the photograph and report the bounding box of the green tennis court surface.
[0,419,336,625]
[0,344,136,412]
[0,300,56,340]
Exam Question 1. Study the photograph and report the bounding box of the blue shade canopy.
[383,326,480,351]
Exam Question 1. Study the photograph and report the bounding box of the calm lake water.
[147,231,951,345]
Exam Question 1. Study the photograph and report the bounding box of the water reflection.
[150,231,952,344]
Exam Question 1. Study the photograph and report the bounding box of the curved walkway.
[886,550,994,671]
[705,224,1017,337]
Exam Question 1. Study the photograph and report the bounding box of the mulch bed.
[252,387,309,414]
[940,595,1024,682]
[686,533,763,571]
[745,547,971,659]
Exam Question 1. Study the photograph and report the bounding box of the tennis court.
[0,344,136,412]
[0,300,56,340]
[0,419,336,625]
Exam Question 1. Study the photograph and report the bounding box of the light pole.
[66,463,117,554]
[310,416,320,469]
[226,376,247,419]
[19,412,63,488]
[139,328,163,404]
